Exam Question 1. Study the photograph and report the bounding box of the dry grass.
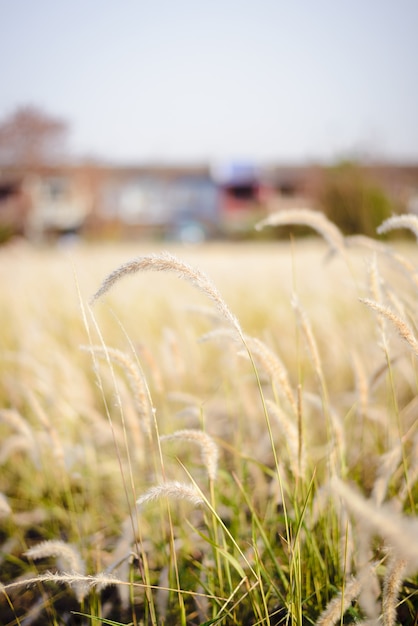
[0,220,418,625]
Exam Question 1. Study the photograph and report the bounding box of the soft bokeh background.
[2,5,418,622]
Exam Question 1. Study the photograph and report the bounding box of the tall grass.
[0,213,418,625]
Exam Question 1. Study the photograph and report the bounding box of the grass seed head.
[136,480,204,509]
[160,429,219,481]
[91,251,244,340]
[256,208,346,257]
[25,540,87,602]
[377,214,418,241]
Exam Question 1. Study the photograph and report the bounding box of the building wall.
[1,162,417,242]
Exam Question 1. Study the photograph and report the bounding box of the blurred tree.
[319,161,393,237]
[0,105,69,167]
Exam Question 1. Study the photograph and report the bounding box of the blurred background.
[0,0,417,244]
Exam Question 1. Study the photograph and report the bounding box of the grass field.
[1,213,418,625]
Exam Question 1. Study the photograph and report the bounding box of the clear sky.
[1,1,417,165]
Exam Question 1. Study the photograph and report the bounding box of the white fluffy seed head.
[256,208,346,256]
[136,481,204,509]
[377,214,418,240]
[24,540,87,602]
[160,429,219,481]
[91,252,243,340]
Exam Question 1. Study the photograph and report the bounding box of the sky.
[1,1,417,165]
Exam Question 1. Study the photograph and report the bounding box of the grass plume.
[377,214,418,240]
[255,208,346,256]
[160,429,219,481]
[90,251,243,340]
[359,297,418,357]
[25,540,87,602]
[382,552,408,626]
[136,480,205,509]
[1,221,418,623]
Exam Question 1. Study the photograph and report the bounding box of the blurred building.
[0,161,417,243]
[93,165,222,242]
[0,161,271,242]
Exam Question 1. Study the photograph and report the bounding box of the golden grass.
[0,224,418,624]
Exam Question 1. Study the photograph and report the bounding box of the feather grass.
[359,298,418,357]
[160,429,219,482]
[1,225,418,623]
[377,214,418,240]
[25,540,87,602]
[255,208,346,257]
[382,552,408,626]
[90,251,243,340]
[136,481,205,509]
